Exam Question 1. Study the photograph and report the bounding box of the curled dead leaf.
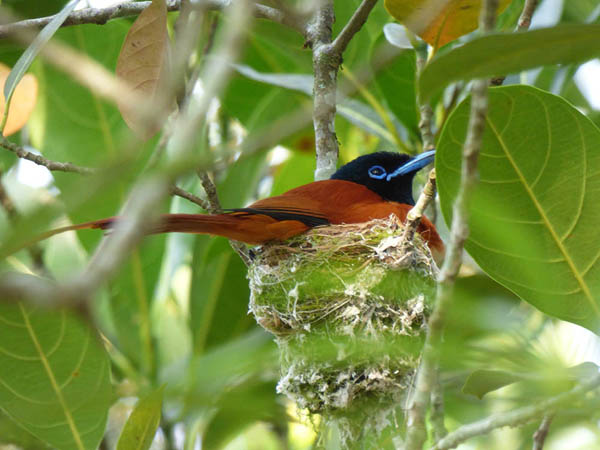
[0,63,38,136]
[116,0,171,138]
[384,0,512,49]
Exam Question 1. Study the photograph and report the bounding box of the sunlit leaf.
[115,0,170,137]
[437,85,600,333]
[0,63,37,136]
[384,0,511,49]
[116,386,164,450]
[383,23,413,49]
[0,302,112,450]
[420,24,600,101]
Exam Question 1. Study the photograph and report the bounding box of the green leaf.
[0,302,112,450]
[462,369,520,399]
[420,24,600,101]
[116,386,164,450]
[4,0,79,108]
[437,85,600,333]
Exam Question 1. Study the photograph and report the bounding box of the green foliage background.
[0,0,600,449]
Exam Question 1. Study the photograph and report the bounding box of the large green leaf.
[420,24,600,101]
[0,302,112,450]
[437,85,600,333]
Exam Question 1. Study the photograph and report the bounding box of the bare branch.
[491,0,538,85]
[330,0,378,55]
[0,0,306,40]
[404,2,499,449]
[170,185,211,210]
[0,137,94,174]
[431,376,600,450]
[308,0,379,180]
[517,0,539,31]
[400,169,436,252]
[308,0,338,181]
[532,414,554,450]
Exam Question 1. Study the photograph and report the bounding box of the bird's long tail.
[31,213,302,247]
[37,214,246,240]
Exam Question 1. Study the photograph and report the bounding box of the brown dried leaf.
[116,0,170,138]
[0,63,38,136]
[384,0,512,49]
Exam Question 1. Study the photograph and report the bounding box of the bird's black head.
[330,151,435,206]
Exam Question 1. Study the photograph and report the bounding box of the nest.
[247,216,436,441]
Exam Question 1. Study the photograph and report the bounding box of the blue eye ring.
[368,165,387,179]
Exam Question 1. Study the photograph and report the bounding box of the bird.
[45,151,443,261]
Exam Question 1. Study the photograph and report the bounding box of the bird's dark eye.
[368,165,387,180]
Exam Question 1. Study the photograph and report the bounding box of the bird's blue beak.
[386,150,435,181]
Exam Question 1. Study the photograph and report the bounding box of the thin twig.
[0,0,306,40]
[491,0,538,85]
[170,185,211,210]
[404,2,499,449]
[400,169,436,252]
[431,375,600,450]
[532,414,554,450]
[0,137,94,174]
[330,0,378,55]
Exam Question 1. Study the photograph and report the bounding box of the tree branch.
[404,1,499,449]
[0,0,306,40]
[400,168,436,253]
[0,137,94,174]
[431,375,600,450]
[170,185,211,210]
[330,0,378,55]
[532,414,554,450]
[308,0,379,180]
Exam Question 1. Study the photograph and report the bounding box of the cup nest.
[247,215,437,437]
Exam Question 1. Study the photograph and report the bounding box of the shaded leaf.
[420,24,600,101]
[0,303,112,450]
[384,0,511,49]
[462,369,520,399]
[116,386,164,450]
[437,85,600,333]
[3,0,78,117]
[115,0,170,137]
[0,63,37,136]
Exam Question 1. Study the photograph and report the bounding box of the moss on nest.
[247,215,436,440]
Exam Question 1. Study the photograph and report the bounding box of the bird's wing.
[230,179,383,226]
